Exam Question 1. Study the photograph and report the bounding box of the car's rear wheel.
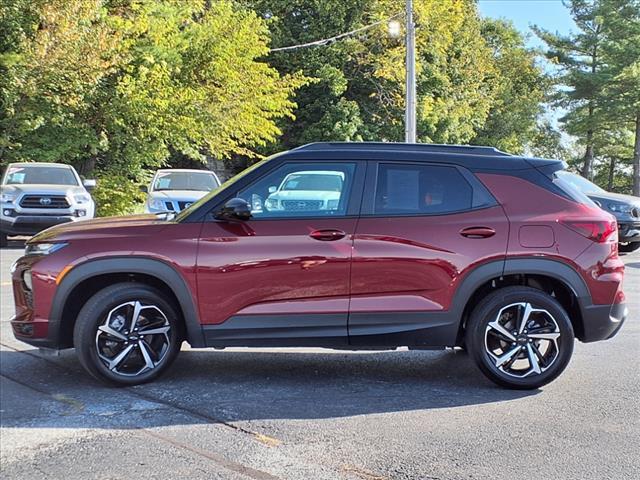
[74,283,183,386]
[619,242,640,253]
[465,286,574,389]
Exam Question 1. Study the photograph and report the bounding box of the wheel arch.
[453,258,590,344]
[50,257,204,349]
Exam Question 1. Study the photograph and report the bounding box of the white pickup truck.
[0,162,96,246]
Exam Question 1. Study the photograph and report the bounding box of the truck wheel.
[74,283,183,386]
[465,286,574,390]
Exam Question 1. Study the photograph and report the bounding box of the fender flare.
[449,257,590,340]
[50,257,205,348]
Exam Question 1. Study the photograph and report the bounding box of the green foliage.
[91,173,146,217]
[0,0,306,180]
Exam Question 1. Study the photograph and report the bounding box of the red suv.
[10,143,627,389]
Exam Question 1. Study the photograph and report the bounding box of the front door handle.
[460,226,496,239]
[309,229,347,241]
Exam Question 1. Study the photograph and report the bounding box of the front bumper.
[580,302,628,343]
[1,216,74,236]
[618,221,640,243]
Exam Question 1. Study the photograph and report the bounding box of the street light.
[405,0,416,143]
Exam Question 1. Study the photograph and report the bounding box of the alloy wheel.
[95,301,172,377]
[484,302,561,378]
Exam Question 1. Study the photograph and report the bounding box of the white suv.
[264,170,344,212]
[1,162,95,246]
[143,169,221,213]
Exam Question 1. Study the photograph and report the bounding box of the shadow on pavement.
[0,347,538,429]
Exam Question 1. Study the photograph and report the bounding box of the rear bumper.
[580,302,628,343]
[1,216,74,236]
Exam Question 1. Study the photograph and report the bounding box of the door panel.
[349,161,509,345]
[197,218,356,338]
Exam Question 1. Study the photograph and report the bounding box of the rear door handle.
[460,226,496,239]
[309,229,347,241]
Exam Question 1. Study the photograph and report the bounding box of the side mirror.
[268,186,277,194]
[215,198,252,221]
[139,185,148,193]
[83,179,96,192]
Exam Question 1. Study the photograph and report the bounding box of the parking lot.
[1,241,638,480]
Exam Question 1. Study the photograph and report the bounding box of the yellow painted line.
[252,433,281,447]
[0,281,12,287]
[52,393,85,415]
[342,465,387,480]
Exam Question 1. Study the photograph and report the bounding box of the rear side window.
[553,171,599,207]
[374,164,475,215]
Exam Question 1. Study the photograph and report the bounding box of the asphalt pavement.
[1,239,638,479]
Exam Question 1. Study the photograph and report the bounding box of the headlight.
[264,198,281,210]
[22,269,33,291]
[1,192,17,203]
[74,193,91,204]
[148,198,167,211]
[608,203,634,214]
[25,242,68,256]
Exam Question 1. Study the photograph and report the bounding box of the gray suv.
[0,162,95,246]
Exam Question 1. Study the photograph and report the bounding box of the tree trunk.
[607,157,615,191]
[582,131,594,180]
[79,157,96,178]
[634,112,640,196]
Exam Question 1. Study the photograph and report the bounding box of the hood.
[149,190,209,201]
[30,214,171,243]
[1,183,86,197]
[588,191,640,206]
[268,190,341,201]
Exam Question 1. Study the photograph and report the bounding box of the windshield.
[281,173,343,192]
[3,165,79,186]
[173,156,272,222]
[555,171,605,194]
[153,171,219,191]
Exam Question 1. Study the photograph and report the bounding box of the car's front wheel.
[74,283,183,386]
[466,286,574,389]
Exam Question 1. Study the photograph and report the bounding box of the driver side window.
[237,162,356,218]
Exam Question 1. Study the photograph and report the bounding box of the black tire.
[465,286,574,390]
[619,242,640,253]
[74,283,183,386]
[0,233,7,248]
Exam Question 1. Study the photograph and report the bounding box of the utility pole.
[405,0,417,143]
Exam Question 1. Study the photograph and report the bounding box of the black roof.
[280,142,562,172]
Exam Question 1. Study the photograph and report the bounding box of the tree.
[534,0,608,179]
[471,19,549,154]
[599,0,640,195]
[0,0,306,212]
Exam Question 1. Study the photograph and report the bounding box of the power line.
[269,13,403,52]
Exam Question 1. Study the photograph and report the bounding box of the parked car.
[555,171,640,253]
[10,143,626,389]
[143,169,220,213]
[1,162,95,247]
[263,170,344,212]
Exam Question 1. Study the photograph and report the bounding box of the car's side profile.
[10,143,627,389]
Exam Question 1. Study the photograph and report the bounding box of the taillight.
[560,218,617,243]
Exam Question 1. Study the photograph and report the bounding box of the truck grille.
[282,200,323,211]
[20,195,69,209]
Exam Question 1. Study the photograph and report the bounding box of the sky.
[478,0,577,49]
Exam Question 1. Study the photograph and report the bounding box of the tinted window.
[4,165,78,186]
[375,164,473,215]
[237,163,356,218]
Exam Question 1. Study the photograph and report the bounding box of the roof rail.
[294,142,511,156]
